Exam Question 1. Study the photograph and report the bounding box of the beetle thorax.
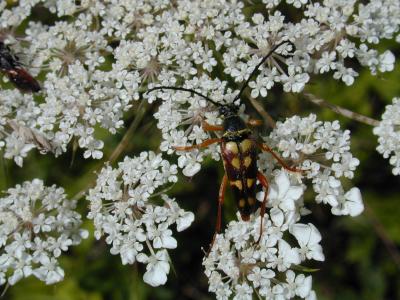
[222,115,251,141]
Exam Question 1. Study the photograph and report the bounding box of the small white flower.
[139,250,170,287]
[33,257,65,285]
[275,240,301,272]
[284,270,313,298]
[178,153,203,177]
[332,187,364,217]
[267,171,304,211]
[378,51,395,72]
[290,223,325,261]
[333,65,358,86]
[315,51,336,73]
[281,68,310,93]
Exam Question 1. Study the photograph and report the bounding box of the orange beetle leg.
[256,171,270,244]
[202,121,224,131]
[258,143,302,173]
[174,138,221,151]
[208,174,228,255]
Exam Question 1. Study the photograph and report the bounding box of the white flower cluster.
[266,114,364,216]
[0,179,87,286]
[204,171,322,300]
[0,0,398,168]
[86,151,194,287]
[146,0,400,175]
[373,97,400,175]
[152,75,233,176]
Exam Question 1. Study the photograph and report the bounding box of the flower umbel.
[87,151,194,287]
[265,114,363,216]
[0,179,87,285]
[204,172,322,300]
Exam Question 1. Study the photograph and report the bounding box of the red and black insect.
[0,41,41,93]
[148,41,300,248]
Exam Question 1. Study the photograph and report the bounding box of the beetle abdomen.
[221,138,258,221]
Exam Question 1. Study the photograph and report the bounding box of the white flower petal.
[290,223,322,247]
[344,187,364,216]
[177,212,195,232]
[296,275,312,298]
[270,208,284,227]
[143,266,168,287]
[276,171,290,198]
[161,236,177,249]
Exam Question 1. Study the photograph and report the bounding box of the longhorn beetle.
[147,40,301,249]
[0,41,41,93]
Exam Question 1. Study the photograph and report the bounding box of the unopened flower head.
[0,179,88,285]
[87,151,194,287]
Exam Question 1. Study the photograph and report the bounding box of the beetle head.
[219,104,238,118]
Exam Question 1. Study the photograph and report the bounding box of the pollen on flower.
[50,41,92,76]
[141,58,161,82]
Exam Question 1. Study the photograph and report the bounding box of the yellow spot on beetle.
[244,156,252,167]
[225,142,238,154]
[240,139,252,152]
[239,199,246,208]
[230,180,243,190]
[248,197,255,206]
[231,158,240,169]
[247,178,254,188]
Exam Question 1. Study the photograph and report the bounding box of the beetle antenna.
[234,40,295,101]
[147,86,223,107]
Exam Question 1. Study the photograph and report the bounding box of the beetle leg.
[258,143,302,173]
[174,138,221,151]
[208,174,228,254]
[256,171,269,244]
[247,119,263,127]
[202,121,223,131]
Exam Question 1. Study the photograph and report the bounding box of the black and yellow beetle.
[147,41,300,247]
